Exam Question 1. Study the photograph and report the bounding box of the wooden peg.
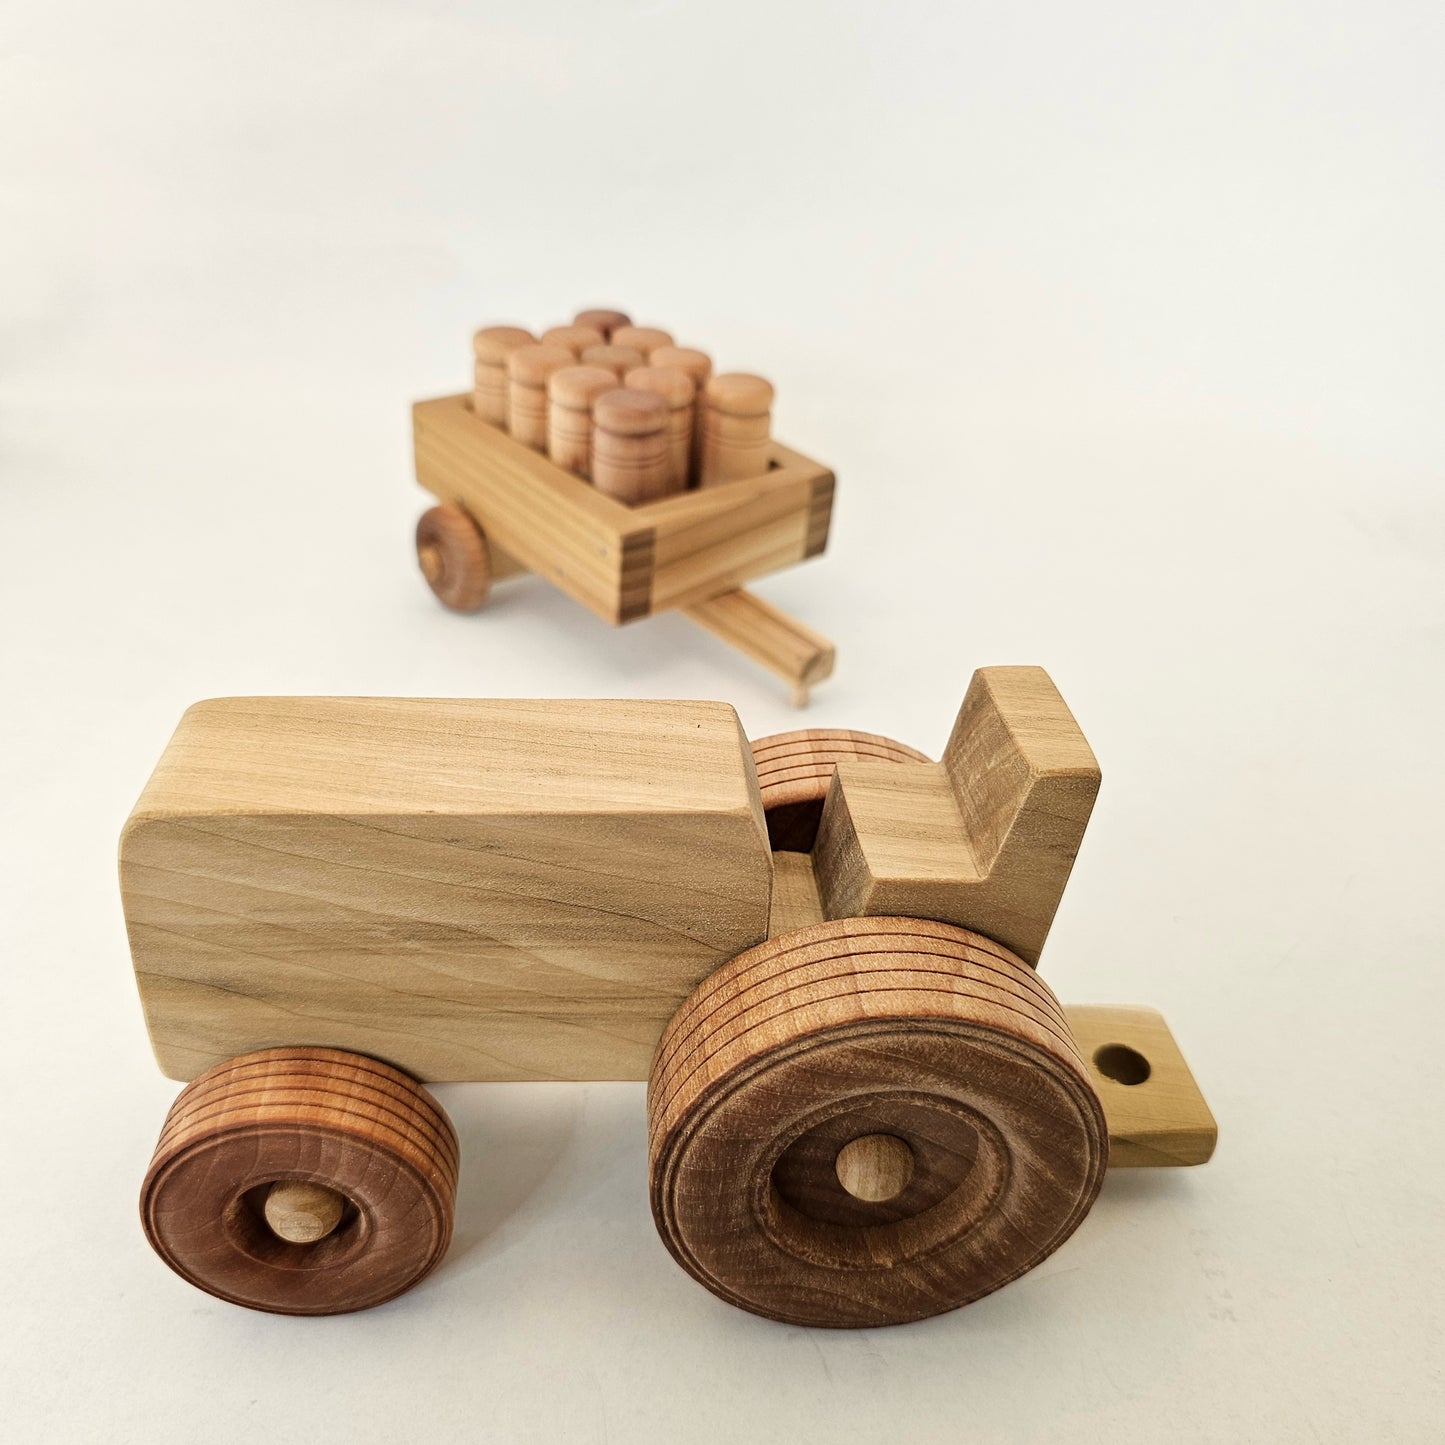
[700,373,774,486]
[581,344,646,379]
[651,346,712,484]
[624,365,695,491]
[574,308,631,340]
[507,342,574,449]
[471,325,535,428]
[541,324,605,358]
[611,325,674,359]
[591,388,670,505]
[547,365,618,479]
[264,1180,346,1244]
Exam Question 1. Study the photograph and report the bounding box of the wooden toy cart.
[121,667,1215,1325]
[412,392,837,704]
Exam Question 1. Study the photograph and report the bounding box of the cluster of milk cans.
[471,308,775,504]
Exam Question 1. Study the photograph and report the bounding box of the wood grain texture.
[749,728,930,850]
[121,697,773,1082]
[699,373,773,487]
[546,364,616,478]
[681,588,834,706]
[647,916,1108,1327]
[414,394,639,623]
[1065,1006,1218,1166]
[415,503,492,611]
[592,387,672,505]
[141,1047,457,1315]
[813,667,1100,966]
[471,325,534,427]
[767,850,824,936]
[624,364,695,491]
[643,441,835,612]
[507,342,574,448]
[413,395,835,633]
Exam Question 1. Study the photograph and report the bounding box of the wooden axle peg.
[507,342,574,449]
[574,308,631,339]
[624,365,695,491]
[700,373,774,486]
[264,1181,346,1244]
[835,1134,915,1202]
[591,388,671,505]
[581,344,646,379]
[611,325,674,359]
[471,325,535,427]
[541,324,605,358]
[548,364,618,479]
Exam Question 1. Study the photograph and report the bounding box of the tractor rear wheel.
[648,917,1108,1327]
[749,729,929,850]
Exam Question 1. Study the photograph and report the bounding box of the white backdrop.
[2,3,1442,1441]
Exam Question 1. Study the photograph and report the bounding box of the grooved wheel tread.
[648,918,1107,1327]
[142,1047,457,1316]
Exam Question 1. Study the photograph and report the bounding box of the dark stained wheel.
[141,1047,458,1315]
[416,503,492,611]
[648,917,1108,1327]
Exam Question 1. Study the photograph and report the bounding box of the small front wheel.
[416,503,492,611]
[141,1047,458,1315]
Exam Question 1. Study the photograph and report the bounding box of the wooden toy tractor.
[121,667,1215,1326]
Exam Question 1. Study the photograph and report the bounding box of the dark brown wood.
[416,503,492,611]
[647,917,1108,1327]
[750,729,930,850]
[141,1047,458,1315]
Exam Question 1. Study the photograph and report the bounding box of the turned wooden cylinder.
[625,365,695,492]
[700,373,774,486]
[472,325,535,428]
[574,308,631,340]
[651,346,712,484]
[611,325,674,360]
[581,344,646,379]
[547,364,618,479]
[591,388,670,505]
[541,324,605,359]
[507,342,574,449]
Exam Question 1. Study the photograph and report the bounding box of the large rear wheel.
[648,917,1108,1327]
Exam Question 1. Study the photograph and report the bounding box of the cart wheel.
[416,504,492,611]
[749,729,929,850]
[141,1047,458,1315]
[648,917,1108,1328]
